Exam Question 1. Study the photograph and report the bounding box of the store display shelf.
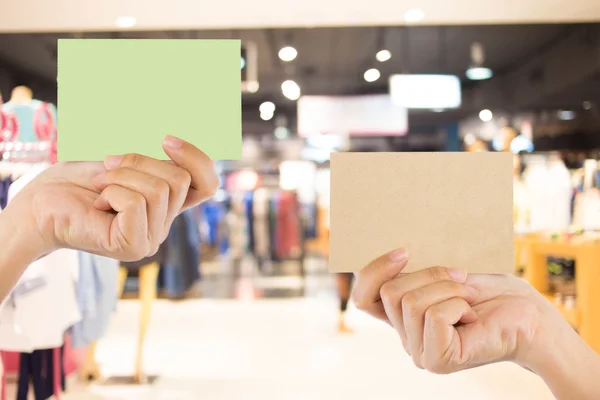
[542,293,580,329]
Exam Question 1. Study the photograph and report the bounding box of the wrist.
[1,193,53,260]
[0,201,48,302]
[519,306,600,399]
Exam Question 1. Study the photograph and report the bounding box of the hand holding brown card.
[329,152,514,274]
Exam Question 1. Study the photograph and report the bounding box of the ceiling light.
[479,109,493,122]
[466,43,493,81]
[281,80,301,101]
[115,16,137,28]
[466,66,493,81]
[364,68,381,82]
[558,110,576,120]
[278,46,297,62]
[583,101,592,110]
[404,9,425,23]
[247,81,260,93]
[260,111,274,121]
[376,49,392,62]
[259,101,276,114]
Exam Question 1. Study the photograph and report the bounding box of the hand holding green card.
[57,39,242,162]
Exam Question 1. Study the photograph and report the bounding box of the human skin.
[0,136,219,302]
[352,249,600,400]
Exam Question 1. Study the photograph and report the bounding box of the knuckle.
[149,179,169,203]
[173,169,192,189]
[402,291,420,312]
[122,153,142,168]
[154,178,170,194]
[147,242,160,257]
[379,281,397,304]
[127,192,146,209]
[412,354,424,370]
[424,306,444,324]
[428,266,450,281]
[424,360,450,375]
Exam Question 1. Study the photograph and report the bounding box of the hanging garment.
[303,201,318,239]
[253,188,270,259]
[1,351,5,400]
[269,195,279,261]
[17,347,64,400]
[70,253,119,348]
[276,191,300,259]
[0,177,12,210]
[523,157,571,231]
[226,211,246,259]
[0,166,80,352]
[202,201,223,247]
[244,191,255,254]
[161,209,201,298]
[0,249,81,352]
[218,210,230,254]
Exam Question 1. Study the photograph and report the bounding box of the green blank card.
[57,39,242,161]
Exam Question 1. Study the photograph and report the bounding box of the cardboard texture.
[329,152,514,274]
[57,39,242,162]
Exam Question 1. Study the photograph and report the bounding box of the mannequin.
[79,253,162,384]
[9,86,33,105]
[2,86,57,144]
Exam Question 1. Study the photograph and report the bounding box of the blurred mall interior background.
[0,1,600,399]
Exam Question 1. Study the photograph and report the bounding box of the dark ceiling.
[0,23,599,134]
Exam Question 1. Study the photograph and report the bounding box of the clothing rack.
[0,100,63,400]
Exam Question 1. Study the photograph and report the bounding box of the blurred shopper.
[336,273,354,333]
[353,248,600,400]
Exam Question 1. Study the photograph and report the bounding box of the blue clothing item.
[303,202,318,239]
[0,177,13,209]
[201,201,224,246]
[160,209,201,298]
[71,253,119,348]
[244,192,255,254]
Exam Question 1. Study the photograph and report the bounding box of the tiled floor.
[4,258,556,399]
[4,298,554,400]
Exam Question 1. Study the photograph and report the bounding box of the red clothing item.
[276,191,300,258]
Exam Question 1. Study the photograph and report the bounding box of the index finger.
[161,135,220,209]
[352,248,409,323]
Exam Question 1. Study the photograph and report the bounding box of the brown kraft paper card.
[329,152,514,274]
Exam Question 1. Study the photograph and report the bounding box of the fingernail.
[389,248,408,262]
[163,135,183,149]
[104,155,123,170]
[448,268,467,282]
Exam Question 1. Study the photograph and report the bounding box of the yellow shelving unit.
[516,235,600,354]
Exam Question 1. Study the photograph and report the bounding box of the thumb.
[353,248,409,321]
[161,135,219,208]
